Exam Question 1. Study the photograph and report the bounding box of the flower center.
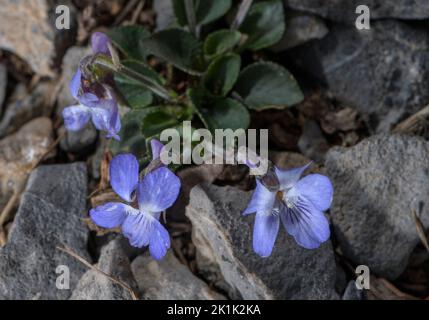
[277,190,295,209]
[285,197,295,209]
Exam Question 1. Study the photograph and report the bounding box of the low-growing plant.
[97,0,302,158]
[63,0,333,260]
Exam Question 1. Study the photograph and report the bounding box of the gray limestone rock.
[70,239,138,300]
[0,163,89,299]
[132,251,225,300]
[285,0,429,22]
[290,21,429,132]
[326,134,429,279]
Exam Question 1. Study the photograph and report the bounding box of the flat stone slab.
[326,134,429,279]
[132,251,225,300]
[290,21,429,132]
[285,0,429,22]
[0,163,89,299]
[0,0,76,76]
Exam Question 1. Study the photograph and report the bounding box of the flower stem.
[184,0,198,37]
[93,55,177,103]
[120,65,176,101]
[231,0,253,30]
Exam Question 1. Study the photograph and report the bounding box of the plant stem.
[93,56,177,102]
[0,190,21,231]
[231,0,253,30]
[57,245,139,300]
[393,104,429,133]
[411,209,429,255]
[184,0,198,37]
[121,65,175,101]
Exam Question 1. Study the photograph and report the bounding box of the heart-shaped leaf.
[141,111,180,138]
[234,61,303,110]
[204,29,242,59]
[140,105,193,137]
[173,0,232,27]
[107,26,150,60]
[189,89,250,131]
[142,29,204,75]
[203,54,241,96]
[115,81,153,109]
[239,0,285,51]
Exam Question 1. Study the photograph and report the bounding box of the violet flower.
[244,163,333,257]
[62,32,121,140]
[90,140,180,260]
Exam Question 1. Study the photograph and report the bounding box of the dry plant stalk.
[393,104,429,133]
[369,276,418,300]
[411,209,429,255]
[57,245,138,300]
[113,0,140,26]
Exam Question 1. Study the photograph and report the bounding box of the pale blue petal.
[69,69,82,100]
[90,202,132,229]
[122,212,154,248]
[107,101,121,141]
[280,197,330,249]
[275,162,312,190]
[293,174,333,211]
[90,99,121,140]
[243,180,276,216]
[91,32,111,55]
[62,104,91,131]
[90,104,111,131]
[138,167,181,213]
[149,220,171,260]
[253,212,280,257]
[151,139,164,160]
[78,92,99,106]
[110,154,139,202]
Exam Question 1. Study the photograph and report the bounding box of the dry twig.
[57,245,138,300]
[130,0,145,25]
[393,104,429,134]
[411,209,429,255]
[32,131,66,169]
[369,277,418,300]
[170,238,190,269]
[113,0,140,26]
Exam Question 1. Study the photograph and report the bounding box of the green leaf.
[239,0,285,51]
[115,81,153,109]
[173,0,232,26]
[141,111,180,137]
[204,29,242,58]
[234,61,304,110]
[140,105,193,137]
[203,54,241,96]
[142,29,204,75]
[107,26,150,60]
[110,110,148,158]
[189,89,250,131]
[119,60,166,86]
[114,61,165,109]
